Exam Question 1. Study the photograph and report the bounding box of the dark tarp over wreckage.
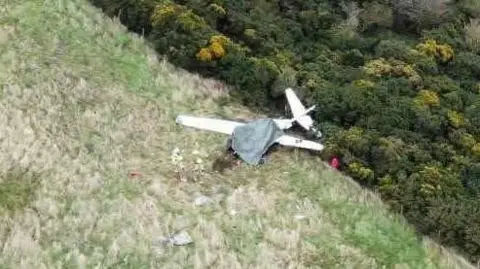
[228,119,284,165]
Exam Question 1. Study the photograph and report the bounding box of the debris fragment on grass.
[160,231,193,246]
[194,195,211,206]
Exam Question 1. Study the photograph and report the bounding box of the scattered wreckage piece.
[159,231,193,246]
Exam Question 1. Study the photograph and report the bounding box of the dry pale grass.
[465,18,480,53]
[460,0,480,19]
[0,0,476,268]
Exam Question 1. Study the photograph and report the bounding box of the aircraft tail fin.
[285,88,306,119]
[285,88,317,134]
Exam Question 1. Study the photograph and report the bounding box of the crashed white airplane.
[176,88,324,164]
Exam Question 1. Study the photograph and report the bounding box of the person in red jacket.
[329,156,340,170]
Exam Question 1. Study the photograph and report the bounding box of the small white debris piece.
[170,147,184,164]
[194,195,211,206]
[294,214,306,220]
[196,158,203,164]
[160,231,193,246]
[229,210,237,216]
[192,150,200,155]
[171,231,193,245]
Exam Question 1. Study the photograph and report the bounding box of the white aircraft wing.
[176,115,244,135]
[275,135,324,151]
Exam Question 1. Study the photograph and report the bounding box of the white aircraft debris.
[175,88,324,165]
[285,88,322,138]
[159,231,193,246]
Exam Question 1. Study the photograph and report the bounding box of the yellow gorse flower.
[416,89,440,106]
[353,79,375,89]
[416,39,454,62]
[447,110,465,128]
[209,3,226,16]
[347,162,374,182]
[197,35,230,62]
[209,41,225,58]
[363,58,418,79]
[196,48,213,62]
[151,4,207,31]
[472,143,480,157]
[151,4,178,26]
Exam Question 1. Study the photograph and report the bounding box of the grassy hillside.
[0,0,475,268]
[88,1,480,262]
[86,1,480,262]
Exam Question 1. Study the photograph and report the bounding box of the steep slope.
[0,0,474,268]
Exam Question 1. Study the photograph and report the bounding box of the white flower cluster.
[170,147,206,182]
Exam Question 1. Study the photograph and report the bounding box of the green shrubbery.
[91,0,480,262]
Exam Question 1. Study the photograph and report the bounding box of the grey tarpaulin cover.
[231,118,284,165]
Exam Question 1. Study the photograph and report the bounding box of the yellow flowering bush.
[196,34,230,62]
[151,4,180,27]
[363,58,391,77]
[363,58,420,83]
[272,49,295,67]
[418,166,442,197]
[151,4,207,31]
[447,110,465,128]
[415,89,440,107]
[460,133,476,149]
[209,41,225,58]
[209,3,226,16]
[378,175,395,194]
[471,143,480,157]
[347,162,374,182]
[196,48,213,62]
[210,35,230,47]
[338,127,372,156]
[353,79,375,89]
[344,127,364,141]
[177,10,207,31]
[417,40,437,56]
[416,39,454,63]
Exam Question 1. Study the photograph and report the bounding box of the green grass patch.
[0,168,40,215]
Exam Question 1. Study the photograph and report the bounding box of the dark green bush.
[90,0,162,34]
[448,52,480,80]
